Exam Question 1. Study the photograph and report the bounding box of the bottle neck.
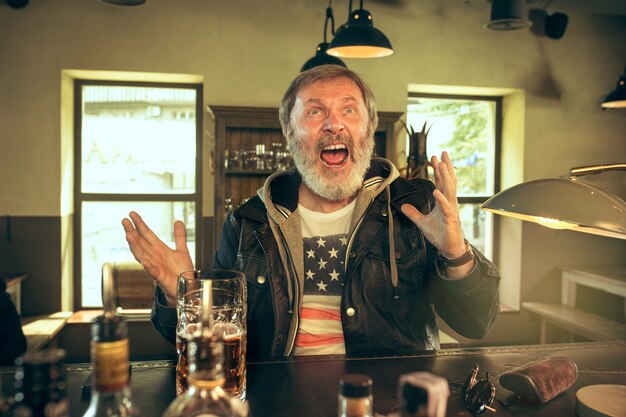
[90,386,133,401]
[187,376,226,390]
[86,387,139,416]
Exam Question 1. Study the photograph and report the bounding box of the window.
[75,81,202,308]
[406,93,501,259]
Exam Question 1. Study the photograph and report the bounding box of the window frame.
[407,92,502,263]
[73,79,203,310]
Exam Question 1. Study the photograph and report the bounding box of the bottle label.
[93,339,130,392]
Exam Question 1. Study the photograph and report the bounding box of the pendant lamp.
[481,164,626,240]
[485,0,532,31]
[101,0,146,5]
[301,5,347,72]
[601,65,626,109]
[327,0,393,59]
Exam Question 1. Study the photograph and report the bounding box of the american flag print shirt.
[293,201,355,355]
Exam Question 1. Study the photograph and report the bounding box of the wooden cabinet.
[209,105,402,246]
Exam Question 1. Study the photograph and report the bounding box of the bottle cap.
[340,374,373,398]
[401,381,428,413]
[398,372,449,417]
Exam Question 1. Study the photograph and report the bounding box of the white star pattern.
[303,234,348,295]
[318,258,327,270]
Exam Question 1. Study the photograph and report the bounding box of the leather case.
[499,356,578,404]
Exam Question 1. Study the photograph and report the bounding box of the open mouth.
[320,143,349,167]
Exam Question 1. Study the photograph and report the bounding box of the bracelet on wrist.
[438,239,475,268]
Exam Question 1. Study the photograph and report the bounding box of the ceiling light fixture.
[481,163,626,240]
[301,2,347,72]
[101,0,146,6]
[327,0,393,59]
[6,0,28,8]
[601,65,626,109]
[485,0,532,31]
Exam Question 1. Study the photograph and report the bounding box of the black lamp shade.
[327,8,393,58]
[301,43,347,72]
[101,0,146,5]
[485,0,532,31]
[601,75,626,109]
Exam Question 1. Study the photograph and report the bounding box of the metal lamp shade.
[300,43,347,72]
[485,0,532,31]
[327,8,393,58]
[601,75,626,109]
[481,178,626,240]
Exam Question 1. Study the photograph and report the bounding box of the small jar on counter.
[338,374,374,417]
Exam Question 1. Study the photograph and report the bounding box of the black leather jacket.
[152,159,500,360]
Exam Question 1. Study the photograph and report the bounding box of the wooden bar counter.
[1,341,625,417]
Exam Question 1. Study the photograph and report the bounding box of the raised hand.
[400,151,466,261]
[121,211,194,306]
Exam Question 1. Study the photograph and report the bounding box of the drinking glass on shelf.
[176,270,247,400]
[271,142,283,170]
[255,144,266,170]
[228,150,242,170]
[224,197,233,213]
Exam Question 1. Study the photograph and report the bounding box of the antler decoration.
[400,120,431,180]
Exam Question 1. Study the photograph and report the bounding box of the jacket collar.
[256,157,399,219]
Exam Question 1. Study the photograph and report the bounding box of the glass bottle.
[11,348,70,417]
[338,374,374,417]
[81,313,143,417]
[163,279,246,417]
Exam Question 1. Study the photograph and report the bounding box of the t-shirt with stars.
[293,200,355,356]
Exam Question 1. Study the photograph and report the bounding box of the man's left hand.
[400,151,467,260]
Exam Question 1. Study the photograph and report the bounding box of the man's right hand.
[121,211,194,307]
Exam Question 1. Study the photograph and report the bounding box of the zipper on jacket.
[344,200,374,272]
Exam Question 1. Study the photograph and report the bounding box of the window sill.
[67,309,152,324]
[500,304,519,313]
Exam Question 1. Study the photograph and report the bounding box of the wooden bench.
[21,312,72,354]
[522,301,626,343]
[5,273,27,314]
[561,266,626,318]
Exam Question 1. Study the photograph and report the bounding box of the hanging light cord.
[324,1,336,42]
[347,0,365,13]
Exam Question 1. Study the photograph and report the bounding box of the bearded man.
[122,65,501,360]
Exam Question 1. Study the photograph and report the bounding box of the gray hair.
[278,65,378,140]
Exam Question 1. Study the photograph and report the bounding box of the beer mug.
[176,270,247,400]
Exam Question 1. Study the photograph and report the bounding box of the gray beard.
[288,132,374,201]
